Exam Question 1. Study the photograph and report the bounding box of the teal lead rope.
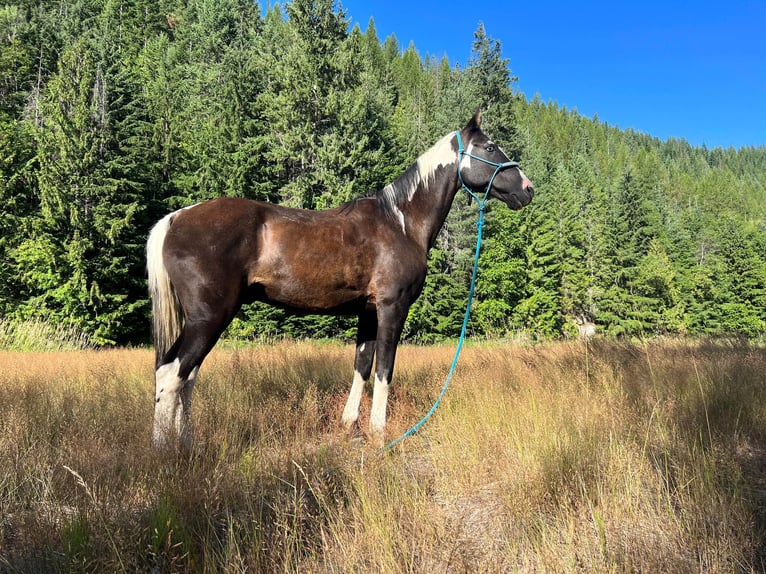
[378,129,506,453]
[310,131,516,487]
[312,190,485,485]
[377,197,486,454]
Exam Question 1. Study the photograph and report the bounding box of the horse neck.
[381,133,460,251]
[409,172,460,251]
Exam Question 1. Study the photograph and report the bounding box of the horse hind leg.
[153,309,236,450]
[152,358,187,449]
[153,352,201,450]
[175,366,199,450]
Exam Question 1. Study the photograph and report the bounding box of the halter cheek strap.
[455,130,520,208]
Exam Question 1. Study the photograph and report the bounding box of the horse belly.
[249,248,374,314]
[253,279,369,315]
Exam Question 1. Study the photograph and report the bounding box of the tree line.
[1,0,764,345]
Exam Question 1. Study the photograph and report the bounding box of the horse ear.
[465,108,483,131]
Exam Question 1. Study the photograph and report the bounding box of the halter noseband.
[455,130,520,207]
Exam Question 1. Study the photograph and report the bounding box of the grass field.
[1,339,766,572]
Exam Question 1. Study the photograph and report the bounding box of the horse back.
[164,197,427,315]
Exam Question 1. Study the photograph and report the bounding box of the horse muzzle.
[499,180,534,210]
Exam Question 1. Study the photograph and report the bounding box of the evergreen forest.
[1,0,765,346]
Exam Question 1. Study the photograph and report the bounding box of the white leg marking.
[176,366,198,450]
[342,370,366,429]
[152,359,185,448]
[370,373,389,439]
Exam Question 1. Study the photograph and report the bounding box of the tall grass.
[0,318,93,351]
[1,339,765,572]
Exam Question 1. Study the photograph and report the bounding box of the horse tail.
[147,212,182,365]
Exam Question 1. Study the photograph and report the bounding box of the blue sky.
[336,0,765,150]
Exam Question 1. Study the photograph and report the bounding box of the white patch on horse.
[417,132,457,186]
[381,133,454,233]
[169,202,200,219]
[152,358,186,448]
[380,183,408,235]
[392,204,406,233]
[176,366,198,450]
[370,373,390,437]
[461,142,474,171]
[342,370,367,429]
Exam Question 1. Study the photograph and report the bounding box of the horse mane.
[336,167,419,215]
[375,132,457,219]
[375,163,420,219]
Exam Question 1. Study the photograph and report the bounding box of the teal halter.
[455,130,520,207]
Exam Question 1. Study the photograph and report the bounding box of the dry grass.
[1,339,765,572]
[0,318,93,351]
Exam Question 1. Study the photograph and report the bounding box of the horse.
[146,110,534,450]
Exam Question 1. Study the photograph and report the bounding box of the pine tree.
[15,33,145,344]
[633,239,684,333]
[0,5,38,314]
[474,207,527,336]
[709,220,766,336]
[598,150,666,336]
[1,1,766,344]
[168,0,265,201]
[514,158,562,338]
[134,32,187,209]
[256,0,349,208]
[468,22,521,157]
[551,159,591,335]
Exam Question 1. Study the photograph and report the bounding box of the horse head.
[456,110,534,209]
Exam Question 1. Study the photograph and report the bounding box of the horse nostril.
[524,180,535,196]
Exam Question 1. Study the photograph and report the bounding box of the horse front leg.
[369,307,407,446]
[342,312,377,432]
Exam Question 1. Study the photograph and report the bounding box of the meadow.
[1,339,765,572]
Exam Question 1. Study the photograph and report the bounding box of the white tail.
[147,212,183,364]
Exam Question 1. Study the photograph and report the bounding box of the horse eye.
[485,145,495,153]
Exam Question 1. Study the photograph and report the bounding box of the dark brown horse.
[147,110,534,449]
